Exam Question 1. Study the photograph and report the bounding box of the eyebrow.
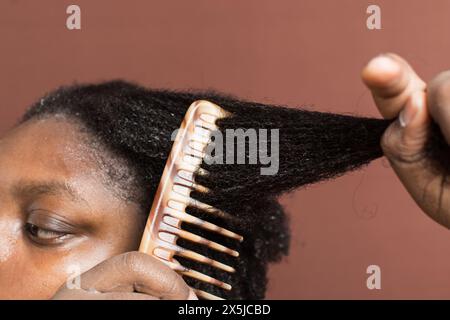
[12,180,82,202]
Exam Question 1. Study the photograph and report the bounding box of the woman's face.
[0,117,145,299]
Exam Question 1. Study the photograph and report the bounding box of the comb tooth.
[194,126,211,138]
[169,189,192,205]
[165,205,244,241]
[173,182,210,199]
[180,268,232,291]
[193,289,224,300]
[175,161,197,173]
[184,145,205,159]
[173,174,209,196]
[160,222,239,257]
[188,140,207,153]
[163,215,181,228]
[192,183,210,194]
[188,198,212,211]
[168,192,194,210]
[199,122,217,131]
[158,231,178,244]
[196,167,209,177]
[176,247,235,273]
[196,117,217,131]
[188,198,232,219]
[173,184,191,197]
[178,230,239,257]
[173,175,194,188]
[153,247,174,260]
[191,134,210,144]
[159,259,190,273]
[183,155,202,167]
[168,200,185,211]
[177,169,194,182]
[199,113,217,124]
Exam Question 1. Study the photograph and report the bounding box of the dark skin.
[0,116,196,299]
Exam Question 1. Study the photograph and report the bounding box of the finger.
[382,90,430,166]
[361,53,426,119]
[53,288,159,300]
[427,70,450,144]
[380,91,450,226]
[385,91,432,171]
[70,252,195,300]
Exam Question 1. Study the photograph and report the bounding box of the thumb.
[382,90,430,165]
[381,91,448,224]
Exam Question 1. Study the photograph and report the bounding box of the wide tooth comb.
[138,100,244,300]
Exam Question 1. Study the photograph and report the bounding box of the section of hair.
[194,102,390,213]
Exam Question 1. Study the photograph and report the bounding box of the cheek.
[0,234,121,299]
[0,218,23,297]
[0,227,44,298]
[0,219,20,264]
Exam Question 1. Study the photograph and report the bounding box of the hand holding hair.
[362,53,450,229]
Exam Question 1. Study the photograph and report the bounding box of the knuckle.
[117,251,190,299]
[430,71,450,99]
[163,273,190,298]
[380,125,398,158]
[120,251,145,273]
[152,262,189,298]
[381,124,426,165]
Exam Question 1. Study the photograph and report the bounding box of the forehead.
[0,116,142,219]
[0,116,95,182]
[0,116,128,214]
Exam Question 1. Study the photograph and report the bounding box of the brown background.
[1,0,450,299]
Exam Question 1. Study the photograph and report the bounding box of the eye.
[25,223,69,242]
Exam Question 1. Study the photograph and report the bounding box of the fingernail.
[399,92,421,127]
[367,54,399,73]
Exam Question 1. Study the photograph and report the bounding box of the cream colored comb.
[138,100,244,300]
